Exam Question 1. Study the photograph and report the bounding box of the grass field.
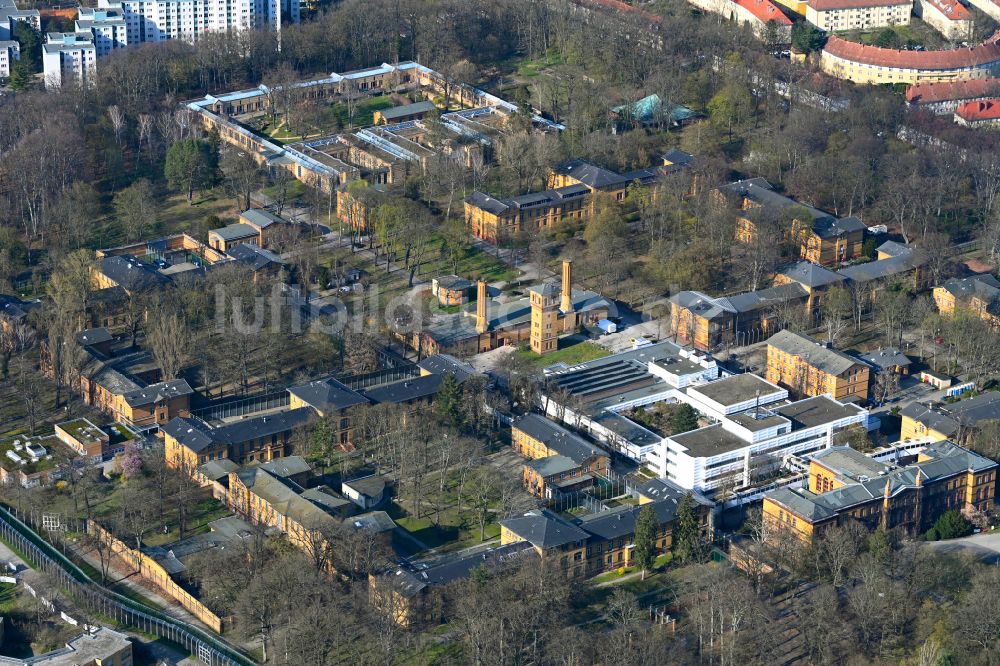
[513,339,610,372]
[328,95,395,129]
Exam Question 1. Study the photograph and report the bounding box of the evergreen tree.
[670,403,699,434]
[672,493,705,564]
[8,62,30,91]
[12,22,41,72]
[434,372,463,427]
[633,504,659,580]
[165,139,219,204]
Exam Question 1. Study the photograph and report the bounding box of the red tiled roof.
[574,0,664,24]
[906,77,1000,103]
[809,0,908,10]
[956,98,1000,120]
[734,0,793,23]
[924,0,971,21]
[824,35,1000,71]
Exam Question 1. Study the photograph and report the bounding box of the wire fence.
[0,506,255,666]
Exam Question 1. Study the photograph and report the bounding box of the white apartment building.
[96,0,296,45]
[0,39,18,78]
[915,0,974,41]
[76,7,128,56]
[0,0,41,41]
[805,0,911,31]
[42,32,97,90]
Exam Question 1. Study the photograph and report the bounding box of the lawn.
[388,496,503,557]
[513,339,610,372]
[327,95,395,129]
[515,51,566,78]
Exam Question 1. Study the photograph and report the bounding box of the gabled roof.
[525,455,580,478]
[776,261,845,289]
[550,159,628,189]
[121,379,193,408]
[0,294,39,322]
[512,414,608,465]
[210,223,258,242]
[227,243,285,271]
[99,255,171,292]
[823,35,1000,72]
[287,376,368,413]
[767,329,863,376]
[240,208,286,228]
[416,354,476,382]
[75,327,113,347]
[500,509,589,549]
[856,347,911,371]
[342,475,387,498]
[377,100,437,121]
[259,455,311,478]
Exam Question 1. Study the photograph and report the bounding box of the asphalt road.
[924,530,1000,563]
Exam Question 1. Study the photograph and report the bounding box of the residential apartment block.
[0,0,40,41]
[906,78,1000,114]
[764,441,997,540]
[765,329,870,401]
[955,98,1000,126]
[42,32,97,90]
[820,35,1000,84]
[804,0,910,32]
[95,0,295,45]
[76,6,128,56]
[0,39,17,78]
[915,0,974,41]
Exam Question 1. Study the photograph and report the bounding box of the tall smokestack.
[560,260,574,314]
[476,280,488,334]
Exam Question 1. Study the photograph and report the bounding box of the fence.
[192,391,290,422]
[0,506,253,666]
[86,521,226,634]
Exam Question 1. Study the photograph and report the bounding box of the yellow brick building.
[765,329,870,401]
[763,441,998,541]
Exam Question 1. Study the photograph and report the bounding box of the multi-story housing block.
[805,0,911,31]
[915,0,974,41]
[0,0,40,40]
[76,6,128,56]
[96,0,295,45]
[0,39,17,78]
[42,32,97,90]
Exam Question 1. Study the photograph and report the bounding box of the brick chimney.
[476,280,488,334]
[560,260,574,314]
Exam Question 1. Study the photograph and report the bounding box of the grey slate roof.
[121,379,193,408]
[770,440,998,522]
[465,191,510,216]
[525,454,580,477]
[350,511,396,533]
[513,414,607,465]
[550,159,629,189]
[240,208,285,228]
[377,100,437,121]
[163,407,315,452]
[0,294,39,322]
[810,445,892,481]
[719,283,808,314]
[287,376,368,412]
[766,329,862,376]
[776,261,845,289]
[416,354,476,382]
[936,274,1000,301]
[76,327,113,347]
[361,374,445,404]
[210,223,258,242]
[856,347,911,371]
[100,255,171,292]
[227,243,285,271]
[836,245,925,283]
[343,475,387,499]
[384,541,536,597]
[198,458,240,482]
[259,455,311,478]
[500,509,589,549]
